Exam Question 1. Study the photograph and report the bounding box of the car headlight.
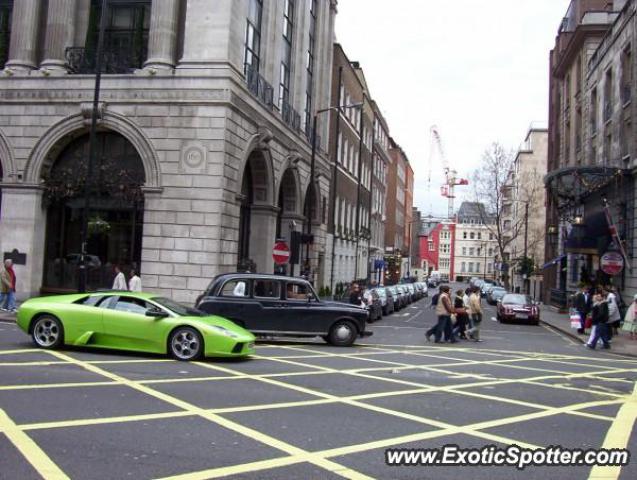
[209,325,239,338]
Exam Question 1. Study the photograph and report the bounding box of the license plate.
[515,313,528,320]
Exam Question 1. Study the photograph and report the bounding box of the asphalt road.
[1,282,636,480]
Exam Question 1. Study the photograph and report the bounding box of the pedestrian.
[349,283,363,307]
[128,269,142,292]
[1,259,17,312]
[606,286,621,339]
[621,294,637,340]
[426,285,455,343]
[586,292,610,349]
[466,287,483,342]
[430,288,440,309]
[573,284,591,334]
[112,265,127,291]
[453,289,468,340]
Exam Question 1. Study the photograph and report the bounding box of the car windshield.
[376,289,386,298]
[502,294,530,305]
[493,288,506,293]
[152,297,205,316]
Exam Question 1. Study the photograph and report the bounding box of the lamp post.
[78,0,108,293]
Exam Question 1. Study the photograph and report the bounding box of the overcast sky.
[335,0,571,217]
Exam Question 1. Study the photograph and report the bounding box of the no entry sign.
[272,241,290,265]
[601,251,624,276]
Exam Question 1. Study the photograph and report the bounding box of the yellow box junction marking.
[588,381,637,480]
[0,408,70,479]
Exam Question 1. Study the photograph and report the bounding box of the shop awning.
[564,211,610,255]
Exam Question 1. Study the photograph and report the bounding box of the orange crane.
[429,125,469,219]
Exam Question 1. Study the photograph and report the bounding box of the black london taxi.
[195,273,372,346]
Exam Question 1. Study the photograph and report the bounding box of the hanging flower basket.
[88,215,111,236]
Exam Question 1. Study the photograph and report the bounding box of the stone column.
[40,0,77,71]
[249,205,278,273]
[4,0,42,71]
[143,0,180,70]
[0,186,46,299]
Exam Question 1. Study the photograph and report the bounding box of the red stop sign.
[272,241,290,265]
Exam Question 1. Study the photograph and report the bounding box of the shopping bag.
[584,315,592,330]
[569,310,581,329]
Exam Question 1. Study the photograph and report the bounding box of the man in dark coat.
[573,284,591,334]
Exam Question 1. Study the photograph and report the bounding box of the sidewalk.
[539,305,637,358]
[0,309,17,322]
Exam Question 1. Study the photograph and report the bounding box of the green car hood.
[185,314,255,338]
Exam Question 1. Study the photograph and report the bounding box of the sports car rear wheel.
[328,320,357,347]
[32,315,63,349]
[169,327,203,361]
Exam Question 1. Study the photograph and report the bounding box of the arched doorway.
[237,149,273,272]
[42,132,145,292]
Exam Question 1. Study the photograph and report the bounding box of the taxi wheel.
[328,320,357,347]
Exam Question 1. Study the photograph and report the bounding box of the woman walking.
[622,294,637,340]
[586,293,610,350]
[453,289,469,340]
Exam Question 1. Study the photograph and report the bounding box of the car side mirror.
[146,308,169,319]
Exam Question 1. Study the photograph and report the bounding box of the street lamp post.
[78,0,108,293]
[523,201,529,294]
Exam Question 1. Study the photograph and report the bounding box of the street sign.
[601,251,624,276]
[272,241,290,265]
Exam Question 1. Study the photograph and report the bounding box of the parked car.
[363,288,383,322]
[389,285,405,310]
[496,293,540,325]
[406,283,417,301]
[487,287,507,305]
[196,274,372,346]
[397,285,411,304]
[17,292,256,361]
[377,287,395,315]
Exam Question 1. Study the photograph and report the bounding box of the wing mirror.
[146,308,169,319]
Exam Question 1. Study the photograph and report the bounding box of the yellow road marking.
[0,408,70,479]
[44,350,372,480]
[588,381,637,480]
[0,349,42,355]
[0,380,118,391]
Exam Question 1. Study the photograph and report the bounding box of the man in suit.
[573,284,591,334]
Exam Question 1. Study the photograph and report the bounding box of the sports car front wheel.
[169,327,203,361]
[32,315,64,349]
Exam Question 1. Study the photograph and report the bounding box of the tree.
[472,143,515,289]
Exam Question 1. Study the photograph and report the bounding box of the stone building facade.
[0,0,337,302]
[453,202,497,282]
[545,0,637,307]
[505,127,548,298]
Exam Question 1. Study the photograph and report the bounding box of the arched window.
[42,132,145,291]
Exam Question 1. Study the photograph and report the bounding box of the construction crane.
[429,125,469,219]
